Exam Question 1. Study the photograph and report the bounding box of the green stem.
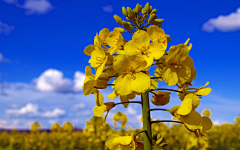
[114,101,142,106]
[135,130,147,136]
[151,120,183,124]
[141,91,152,149]
[148,108,169,112]
[149,88,183,93]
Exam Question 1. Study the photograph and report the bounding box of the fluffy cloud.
[6,103,38,115]
[73,71,85,92]
[102,4,113,13]
[35,69,72,92]
[0,21,14,35]
[34,69,85,93]
[21,0,54,15]
[202,8,240,32]
[42,108,65,118]
[2,0,54,15]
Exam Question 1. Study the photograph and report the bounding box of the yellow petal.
[115,74,133,95]
[84,45,95,56]
[120,95,129,108]
[83,77,96,95]
[85,66,92,77]
[201,116,213,132]
[148,42,166,59]
[149,78,158,90]
[108,89,119,99]
[124,40,141,56]
[99,28,110,43]
[94,89,104,106]
[112,136,132,145]
[180,110,203,130]
[147,25,167,49]
[95,56,108,80]
[106,134,120,149]
[143,54,154,67]
[177,98,192,115]
[195,88,212,95]
[132,30,150,48]
[184,93,200,109]
[131,72,151,93]
[88,48,106,68]
[176,64,191,84]
[162,66,178,86]
[169,106,180,116]
[93,105,106,117]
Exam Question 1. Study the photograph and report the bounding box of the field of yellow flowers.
[0,115,240,150]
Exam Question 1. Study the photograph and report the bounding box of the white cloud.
[2,0,54,15]
[202,7,240,32]
[42,108,65,118]
[6,103,38,115]
[0,21,14,35]
[71,103,86,110]
[127,106,137,115]
[6,103,65,118]
[73,71,85,92]
[102,4,113,13]
[21,0,54,15]
[34,69,72,92]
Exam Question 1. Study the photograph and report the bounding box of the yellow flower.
[202,109,211,118]
[106,133,143,150]
[147,25,167,49]
[151,90,171,106]
[113,55,150,95]
[82,66,109,106]
[160,39,194,86]
[106,28,125,55]
[93,102,115,120]
[124,29,166,67]
[176,93,200,116]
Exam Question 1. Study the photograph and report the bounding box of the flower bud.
[115,27,126,33]
[122,21,131,30]
[148,14,157,24]
[135,3,141,14]
[149,6,153,14]
[122,7,128,16]
[151,9,157,15]
[127,7,133,18]
[114,15,123,25]
[143,2,150,14]
[152,19,164,27]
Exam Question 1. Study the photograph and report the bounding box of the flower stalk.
[141,91,152,149]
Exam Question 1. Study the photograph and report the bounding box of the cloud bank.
[202,8,240,32]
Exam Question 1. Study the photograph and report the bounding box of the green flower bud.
[148,14,157,24]
[152,19,164,27]
[127,7,133,18]
[122,21,131,30]
[115,27,126,33]
[135,3,141,14]
[143,2,150,14]
[122,7,128,17]
[114,15,123,25]
[151,9,157,15]
[149,6,152,14]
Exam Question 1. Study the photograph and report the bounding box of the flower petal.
[131,72,151,93]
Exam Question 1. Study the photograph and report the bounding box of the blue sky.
[0,0,240,129]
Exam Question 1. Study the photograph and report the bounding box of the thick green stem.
[141,91,152,150]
